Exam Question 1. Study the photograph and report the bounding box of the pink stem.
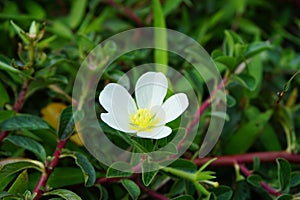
[238,163,282,196]
[33,140,67,199]
[194,151,300,166]
[0,81,28,144]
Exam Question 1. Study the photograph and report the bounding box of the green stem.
[161,167,210,196]
[162,167,195,181]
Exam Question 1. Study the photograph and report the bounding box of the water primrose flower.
[99,72,189,139]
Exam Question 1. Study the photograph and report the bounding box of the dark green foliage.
[0,0,299,199]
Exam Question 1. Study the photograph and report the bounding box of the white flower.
[99,72,189,139]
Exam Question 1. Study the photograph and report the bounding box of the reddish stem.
[194,151,300,166]
[96,177,121,184]
[33,140,67,199]
[13,81,28,112]
[238,164,282,196]
[104,0,143,26]
[177,78,227,150]
[0,81,29,144]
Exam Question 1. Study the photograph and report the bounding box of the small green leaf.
[275,194,293,200]
[277,158,291,192]
[67,0,87,29]
[0,81,9,107]
[171,195,194,200]
[61,152,96,187]
[223,110,273,154]
[0,158,44,179]
[243,41,272,59]
[290,171,300,187]
[46,167,85,188]
[169,158,197,173]
[247,174,262,187]
[5,135,46,161]
[43,189,82,200]
[58,106,83,140]
[10,20,29,44]
[0,60,23,75]
[230,74,256,91]
[8,170,28,195]
[214,56,236,71]
[106,162,133,178]
[121,179,141,200]
[0,115,52,131]
[0,191,16,199]
[142,160,159,186]
[210,186,233,200]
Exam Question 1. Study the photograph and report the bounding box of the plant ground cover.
[0,0,300,199]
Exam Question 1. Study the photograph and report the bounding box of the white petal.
[101,113,135,133]
[137,126,172,139]
[162,93,189,124]
[99,83,137,114]
[99,83,137,132]
[150,105,166,126]
[135,72,168,109]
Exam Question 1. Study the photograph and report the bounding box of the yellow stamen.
[130,108,159,132]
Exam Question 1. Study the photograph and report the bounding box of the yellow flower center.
[130,108,159,132]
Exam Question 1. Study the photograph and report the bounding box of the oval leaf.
[0,115,52,131]
[0,158,44,179]
[61,152,96,187]
[5,135,46,161]
[58,106,83,140]
[277,158,291,192]
[121,179,141,200]
[43,189,82,200]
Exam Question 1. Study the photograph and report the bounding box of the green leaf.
[43,189,82,200]
[232,181,250,200]
[290,171,300,187]
[142,160,159,186]
[153,0,168,72]
[106,162,133,178]
[247,174,262,187]
[58,106,83,140]
[277,158,291,192]
[0,174,17,191]
[5,135,46,161]
[259,123,281,151]
[243,41,272,59]
[8,170,28,195]
[0,110,15,124]
[0,158,44,179]
[61,152,96,187]
[210,186,233,200]
[0,115,52,131]
[0,60,23,75]
[67,0,87,29]
[46,167,85,188]
[171,195,194,200]
[223,110,273,154]
[163,0,183,16]
[214,56,236,71]
[0,81,9,108]
[275,194,293,200]
[121,179,140,200]
[230,74,256,91]
[0,191,16,199]
[10,20,29,44]
[169,159,197,173]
